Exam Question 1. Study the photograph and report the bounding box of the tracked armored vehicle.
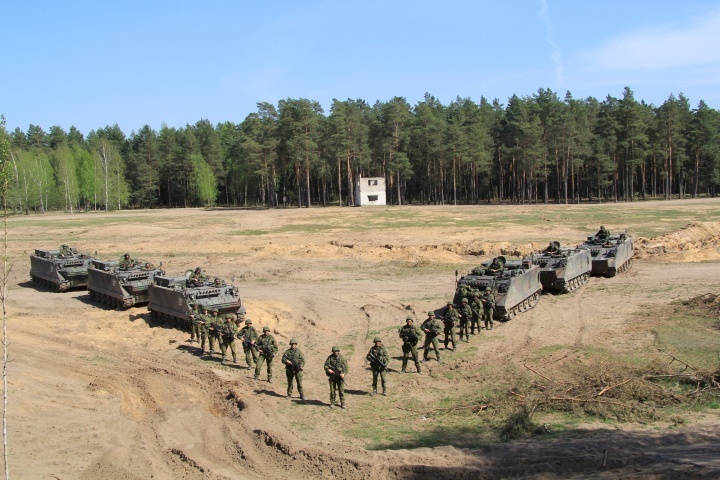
[581,232,634,277]
[148,271,243,330]
[532,243,591,293]
[30,245,93,291]
[455,256,542,320]
[87,259,163,308]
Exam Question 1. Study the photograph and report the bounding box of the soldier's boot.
[267,377,272,383]
[221,356,227,365]
[286,393,292,399]
[299,390,305,400]
[232,356,237,364]
[340,402,346,409]
[253,375,259,380]
[417,365,422,374]
[370,389,377,397]
[382,389,387,396]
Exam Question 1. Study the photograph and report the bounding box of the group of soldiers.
[184,296,498,409]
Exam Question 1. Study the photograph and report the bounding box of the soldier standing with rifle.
[324,346,349,409]
[458,298,473,342]
[421,311,443,362]
[281,339,305,400]
[366,337,389,396]
[219,314,239,365]
[188,304,201,343]
[482,289,496,330]
[205,309,221,356]
[237,318,259,369]
[398,316,422,374]
[443,302,459,351]
[254,326,278,382]
[469,289,482,335]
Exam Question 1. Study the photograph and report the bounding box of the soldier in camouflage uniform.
[198,306,210,353]
[219,314,239,365]
[254,326,278,382]
[469,289,482,335]
[458,298,473,342]
[205,309,222,355]
[188,304,201,343]
[118,253,135,270]
[421,311,443,362]
[324,346,349,408]
[366,337,389,396]
[481,290,496,330]
[281,339,305,400]
[237,319,259,368]
[443,302,459,351]
[398,316,422,374]
[58,244,73,257]
[487,257,504,274]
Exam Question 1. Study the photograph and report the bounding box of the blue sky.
[3,0,720,136]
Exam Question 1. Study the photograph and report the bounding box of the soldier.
[487,257,503,274]
[545,241,560,253]
[198,306,211,354]
[206,309,222,355]
[458,298,473,342]
[190,266,207,283]
[421,311,443,362]
[324,346,349,408]
[481,290,496,330]
[119,253,134,269]
[469,289,482,335]
[188,304,201,343]
[219,314,239,365]
[58,244,73,257]
[596,225,610,240]
[398,316,422,374]
[366,337,389,396]
[281,339,305,400]
[443,302,459,351]
[254,326,278,382]
[237,319,259,369]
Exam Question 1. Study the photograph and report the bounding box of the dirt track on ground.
[4,200,720,479]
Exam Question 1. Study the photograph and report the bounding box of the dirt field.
[4,199,720,479]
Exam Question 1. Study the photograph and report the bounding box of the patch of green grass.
[231,229,270,236]
[653,312,720,370]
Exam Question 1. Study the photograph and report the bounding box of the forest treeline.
[3,86,720,213]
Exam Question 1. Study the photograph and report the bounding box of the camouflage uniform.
[366,338,389,395]
[443,303,459,350]
[219,316,239,364]
[237,320,259,368]
[205,310,222,355]
[188,305,201,343]
[596,226,610,240]
[281,340,305,399]
[118,253,135,270]
[482,291,496,330]
[324,348,349,408]
[487,258,503,274]
[421,313,443,361]
[254,327,278,382]
[398,316,422,373]
[469,290,482,334]
[59,244,73,256]
[458,298,473,342]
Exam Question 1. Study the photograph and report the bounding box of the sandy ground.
[3,200,720,479]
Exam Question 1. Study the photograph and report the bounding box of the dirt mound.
[635,222,720,262]
[675,292,720,316]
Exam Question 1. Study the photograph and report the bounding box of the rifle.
[326,367,346,384]
[400,330,418,345]
[366,352,387,371]
[254,343,275,361]
[284,355,303,373]
[239,333,254,349]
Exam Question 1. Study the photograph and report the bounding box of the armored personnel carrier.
[30,245,92,291]
[148,271,243,330]
[455,256,542,320]
[581,231,634,277]
[532,242,592,293]
[87,258,163,308]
